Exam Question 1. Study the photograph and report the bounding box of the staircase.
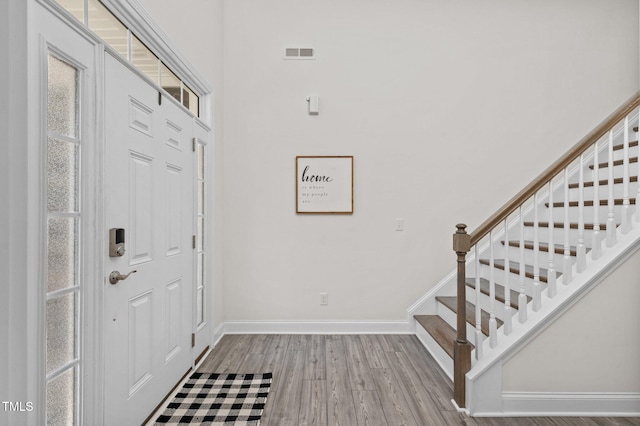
[409,92,640,415]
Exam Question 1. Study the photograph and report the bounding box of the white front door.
[103,53,195,425]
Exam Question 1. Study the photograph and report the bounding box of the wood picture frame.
[296,156,354,214]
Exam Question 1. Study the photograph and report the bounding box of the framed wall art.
[296,156,354,214]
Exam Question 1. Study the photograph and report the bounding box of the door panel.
[129,152,154,264]
[128,291,153,394]
[166,164,182,256]
[104,53,194,425]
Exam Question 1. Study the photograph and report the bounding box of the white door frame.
[2,1,214,425]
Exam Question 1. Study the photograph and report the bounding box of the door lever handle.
[109,270,137,285]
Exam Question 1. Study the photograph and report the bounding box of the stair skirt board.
[464,230,640,415]
[497,392,640,417]
[222,320,411,334]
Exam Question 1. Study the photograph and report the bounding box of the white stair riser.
[523,226,607,246]
[478,263,548,296]
[593,166,639,180]
[437,301,479,342]
[464,288,515,322]
[414,321,454,378]
[502,245,573,274]
[611,145,639,161]
[547,206,628,223]
[569,182,639,200]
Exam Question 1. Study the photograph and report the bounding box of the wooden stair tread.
[523,221,610,230]
[612,140,638,151]
[479,259,561,283]
[465,277,528,309]
[589,156,638,169]
[568,176,638,188]
[414,315,473,358]
[545,198,636,208]
[436,296,503,336]
[503,240,581,256]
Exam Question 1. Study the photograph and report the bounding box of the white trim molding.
[211,322,225,348]
[500,392,640,417]
[223,320,411,335]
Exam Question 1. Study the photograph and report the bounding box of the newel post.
[453,223,472,409]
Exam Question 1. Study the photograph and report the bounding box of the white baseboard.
[222,320,410,335]
[496,392,640,417]
[211,322,225,347]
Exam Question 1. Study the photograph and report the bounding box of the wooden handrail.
[469,91,640,246]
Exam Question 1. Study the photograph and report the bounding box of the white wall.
[221,0,639,322]
[0,2,11,412]
[141,0,226,329]
[142,0,639,325]
[504,248,640,393]
[1,1,37,425]
[0,2,10,420]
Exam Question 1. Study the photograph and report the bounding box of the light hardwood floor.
[196,334,640,426]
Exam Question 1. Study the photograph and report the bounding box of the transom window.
[52,0,200,116]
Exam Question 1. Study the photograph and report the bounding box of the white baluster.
[622,116,631,233]
[474,245,483,360]
[607,129,617,247]
[532,193,541,311]
[547,180,557,298]
[503,220,512,335]
[592,140,602,260]
[489,231,497,348]
[576,153,586,272]
[518,206,527,323]
[563,168,573,284]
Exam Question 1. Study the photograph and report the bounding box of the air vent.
[284,47,315,60]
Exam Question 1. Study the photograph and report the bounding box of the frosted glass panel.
[161,63,181,103]
[48,138,79,213]
[55,0,84,23]
[197,218,204,251]
[47,367,76,426]
[196,288,204,326]
[88,0,128,58]
[198,181,204,215]
[197,144,204,180]
[48,56,78,138]
[46,294,76,373]
[197,253,204,288]
[47,217,77,293]
[132,34,159,84]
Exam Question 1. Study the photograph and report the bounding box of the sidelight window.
[196,142,206,327]
[46,53,82,426]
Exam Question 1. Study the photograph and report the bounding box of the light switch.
[307,95,319,115]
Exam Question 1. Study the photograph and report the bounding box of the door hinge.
[192,333,195,348]
[192,235,196,249]
[192,138,197,152]
[158,92,162,105]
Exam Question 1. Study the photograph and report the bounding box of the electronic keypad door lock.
[109,228,126,257]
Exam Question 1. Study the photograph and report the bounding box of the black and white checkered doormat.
[155,372,272,425]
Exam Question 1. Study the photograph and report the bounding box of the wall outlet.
[320,292,328,306]
[395,218,404,231]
